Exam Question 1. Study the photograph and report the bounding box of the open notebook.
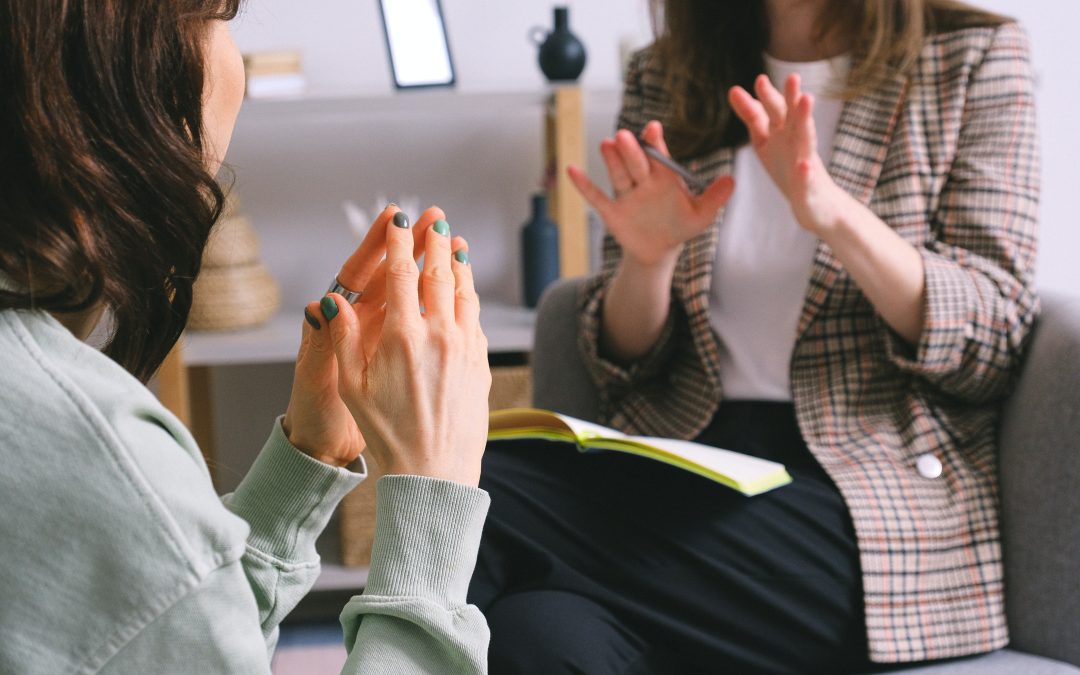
[489,408,792,497]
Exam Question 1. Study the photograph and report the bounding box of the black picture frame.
[377,0,457,90]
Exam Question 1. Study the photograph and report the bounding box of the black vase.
[522,194,560,308]
[531,7,587,82]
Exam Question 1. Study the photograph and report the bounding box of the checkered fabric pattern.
[577,23,1039,663]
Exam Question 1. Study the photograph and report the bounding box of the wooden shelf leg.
[157,342,218,485]
[545,85,589,278]
[188,366,217,486]
[158,342,191,426]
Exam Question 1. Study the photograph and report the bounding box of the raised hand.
[728,74,846,235]
[323,211,491,487]
[568,121,735,268]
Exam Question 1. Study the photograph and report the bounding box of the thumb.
[321,293,365,378]
[695,175,735,220]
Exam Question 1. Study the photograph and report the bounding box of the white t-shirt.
[709,53,851,401]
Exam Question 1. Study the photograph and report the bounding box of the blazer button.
[916,453,943,479]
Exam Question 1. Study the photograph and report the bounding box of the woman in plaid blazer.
[469,0,1038,671]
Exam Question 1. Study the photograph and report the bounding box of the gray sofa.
[531,277,1080,674]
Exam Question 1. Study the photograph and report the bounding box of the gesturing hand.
[568,121,735,268]
[728,74,848,235]
[323,211,491,487]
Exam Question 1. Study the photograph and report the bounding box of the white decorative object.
[342,194,421,241]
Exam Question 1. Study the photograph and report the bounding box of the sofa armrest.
[999,291,1080,666]
[531,277,600,422]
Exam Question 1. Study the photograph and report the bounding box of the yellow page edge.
[489,428,581,446]
[586,439,792,497]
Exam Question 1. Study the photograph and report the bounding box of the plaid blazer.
[577,23,1039,663]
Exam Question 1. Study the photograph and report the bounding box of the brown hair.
[0,0,241,381]
[649,0,1008,160]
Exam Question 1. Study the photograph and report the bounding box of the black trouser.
[468,402,870,674]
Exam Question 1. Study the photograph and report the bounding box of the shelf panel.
[313,563,369,592]
[233,87,621,128]
[239,86,620,108]
[183,301,536,367]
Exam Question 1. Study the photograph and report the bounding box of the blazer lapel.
[797,72,910,337]
[679,146,735,380]
[682,146,735,316]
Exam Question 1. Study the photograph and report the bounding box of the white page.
[629,436,785,483]
[552,413,628,442]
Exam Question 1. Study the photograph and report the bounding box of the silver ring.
[326,278,362,304]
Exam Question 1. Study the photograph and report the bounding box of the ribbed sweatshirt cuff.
[224,416,367,562]
[364,475,490,606]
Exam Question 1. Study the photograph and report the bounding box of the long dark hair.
[649,0,1008,160]
[0,0,241,381]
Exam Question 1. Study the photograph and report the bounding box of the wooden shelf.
[181,301,535,367]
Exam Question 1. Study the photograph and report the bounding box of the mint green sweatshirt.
[0,308,490,674]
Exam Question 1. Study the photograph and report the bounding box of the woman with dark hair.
[0,2,491,673]
[469,0,1039,672]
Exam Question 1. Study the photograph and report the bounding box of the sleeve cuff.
[577,274,680,390]
[223,416,367,562]
[881,249,975,376]
[362,475,490,607]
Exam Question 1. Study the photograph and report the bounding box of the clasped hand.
[282,205,491,487]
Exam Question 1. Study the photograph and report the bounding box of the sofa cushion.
[998,292,1080,666]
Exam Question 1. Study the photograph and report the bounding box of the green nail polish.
[320,296,339,321]
[393,212,410,228]
[304,308,321,330]
[433,219,450,236]
[454,250,469,265]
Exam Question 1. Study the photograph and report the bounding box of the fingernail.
[454,250,469,265]
[433,219,450,236]
[387,202,398,209]
[393,211,410,228]
[320,296,339,322]
[304,308,321,330]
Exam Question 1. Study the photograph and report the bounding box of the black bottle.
[532,7,587,82]
[522,193,560,308]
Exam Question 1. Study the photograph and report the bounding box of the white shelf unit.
[238,86,620,117]
[183,301,536,367]
[155,84,625,508]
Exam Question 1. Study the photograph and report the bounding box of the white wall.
[976,0,1080,296]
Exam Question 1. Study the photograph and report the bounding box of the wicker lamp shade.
[188,200,281,331]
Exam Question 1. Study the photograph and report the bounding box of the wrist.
[281,413,352,469]
[798,181,855,241]
[622,246,680,280]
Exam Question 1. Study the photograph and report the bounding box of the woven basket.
[339,365,534,567]
[203,214,261,269]
[188,263,280,331]
[189,197,281,332]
